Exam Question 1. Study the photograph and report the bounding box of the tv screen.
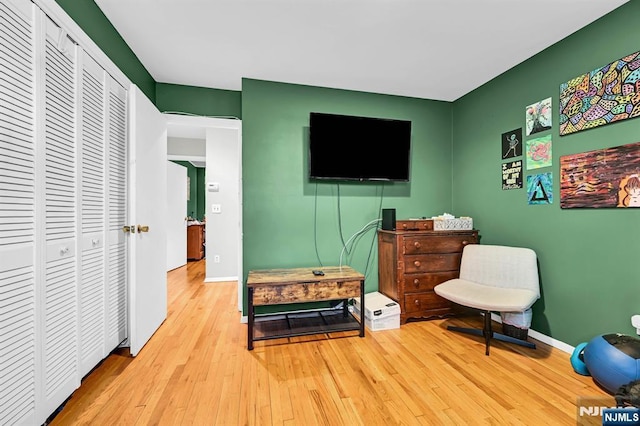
[309,112,411,182]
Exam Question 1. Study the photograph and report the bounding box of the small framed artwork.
[502,160,522,190]
[501,128,522,159]
[527,173,553,205]
[526,135,552,170]
[525,97,552,136]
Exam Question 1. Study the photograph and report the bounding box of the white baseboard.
[490,313,574,354]
[204,276,238,283]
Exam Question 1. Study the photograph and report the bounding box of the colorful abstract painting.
[525,98,552,136]
[559,51,640,135]
[559,141,640,208]
[527,173,553,205]
[502,160,522,190]
[526,135,552,170]
[501,128,522,159]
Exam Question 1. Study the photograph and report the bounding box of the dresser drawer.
[403,271,458,292]
[404,253,462,273]
[404,292,450,313]
[403,235,475,255]
[396,219,433,231]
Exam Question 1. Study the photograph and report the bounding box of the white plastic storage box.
[351,291,400,331]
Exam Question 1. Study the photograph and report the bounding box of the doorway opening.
[165,114,243,312]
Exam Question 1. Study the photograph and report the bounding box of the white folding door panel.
[105,75,128,351]
[39,15,80,416]
[0,1,37,424]
[78,52,106,377]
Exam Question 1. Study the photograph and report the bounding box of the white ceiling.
[95,0,628,102]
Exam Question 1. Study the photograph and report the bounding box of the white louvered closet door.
[0,1,37,425]
[39,16,80,417]
[78,52,106,378]
[1,0,132,423]
[105,75,127,350]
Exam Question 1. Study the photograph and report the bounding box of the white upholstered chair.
[434,244,540,355]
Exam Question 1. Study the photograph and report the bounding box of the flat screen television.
[309,112,412,182]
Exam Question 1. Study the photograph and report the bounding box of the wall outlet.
[212,204,221,214]
[214,255,220,263]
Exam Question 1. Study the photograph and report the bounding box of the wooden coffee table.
[246,266,365,350]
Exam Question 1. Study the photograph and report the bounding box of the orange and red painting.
[560,141,640,208]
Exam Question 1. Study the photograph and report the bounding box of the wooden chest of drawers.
[377,228,479,323]
[187,224,205,260]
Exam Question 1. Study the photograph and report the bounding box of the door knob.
[122,225,133,233]
[137,225,150,233]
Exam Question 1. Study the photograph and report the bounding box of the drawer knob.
[462,240,469,245]
[414,241,421,248]
[413,260,421,268]
[402,223,408,229]
[414,299,420,306]
[413,278,420,286]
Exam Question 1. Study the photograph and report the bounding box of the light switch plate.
[212,204,221,214]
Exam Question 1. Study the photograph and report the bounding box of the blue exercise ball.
[583,333,640,393]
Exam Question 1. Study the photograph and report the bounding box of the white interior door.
[166,161,187,271]
[128,85,167,356]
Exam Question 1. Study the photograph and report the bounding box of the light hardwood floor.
[50,260,610,425]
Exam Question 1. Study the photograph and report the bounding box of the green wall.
[55,0,156,102]
[156,83,242,118]
[172,161,206,220]
[452,2,639,344]
[241,78,454,300]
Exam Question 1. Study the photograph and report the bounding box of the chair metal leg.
[492,332,536,349]
[446,310,536,355]
[483,310,492,355]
